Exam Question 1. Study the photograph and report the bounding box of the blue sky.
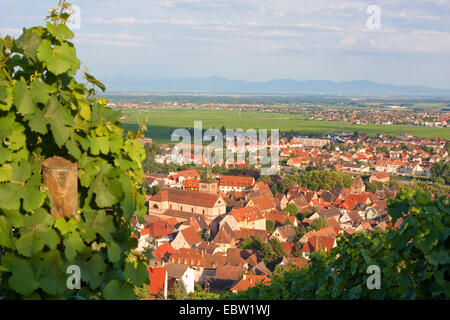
[1,0,450,89]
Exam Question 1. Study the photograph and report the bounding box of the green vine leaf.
[1,255,40,295]
[15,209,59,257]
[103,279,135,300]
[37,39,80,75]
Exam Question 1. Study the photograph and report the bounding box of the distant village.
[112,102,450,128]
[148,132,448,178]
[134,132,449,299]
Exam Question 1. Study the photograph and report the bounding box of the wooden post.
[42,156,78,218]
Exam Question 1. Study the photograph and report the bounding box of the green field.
[120,109,450,143]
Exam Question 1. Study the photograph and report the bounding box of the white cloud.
[341,36,357,45]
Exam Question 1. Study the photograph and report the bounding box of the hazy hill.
[104,76,450,96]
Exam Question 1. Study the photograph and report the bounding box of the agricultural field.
[120,109,450,144]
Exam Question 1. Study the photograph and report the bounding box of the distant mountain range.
[103,76,450,96]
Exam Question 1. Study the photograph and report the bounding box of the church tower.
[199,165,218,194]
[351,175,366,194]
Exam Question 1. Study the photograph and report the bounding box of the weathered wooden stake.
[42,156,78,218]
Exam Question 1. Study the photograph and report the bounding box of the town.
[133,130,449,299]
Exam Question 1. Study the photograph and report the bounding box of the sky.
[1,0,450,89]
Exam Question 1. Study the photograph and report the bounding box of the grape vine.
[0,1,149,299]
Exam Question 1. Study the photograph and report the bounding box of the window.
[153,204,159,209]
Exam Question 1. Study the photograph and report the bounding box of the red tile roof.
[230,275,270,292]
[179,226,202,246]
[153,243,176,261]
[219,175,255,188]
[229,207,264,223]
[151,188,223,208]
[148,267,167,299]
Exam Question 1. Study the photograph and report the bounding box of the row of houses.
[137,170,399,299]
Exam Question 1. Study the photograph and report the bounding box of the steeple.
[199,165,218,194]
[351,175,365,194]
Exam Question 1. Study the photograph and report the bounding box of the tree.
[266,220,275,233]
[431,162,450,185]
[0,2,149,300]
[292,170,353,191]
[311,217,327,230]
[239,236,263,251]
[292,242,302,258]
[366,181,384,193]
[273,265,286,279]
[170,280,187,300]
[285,204,299,216]
[262,238,288,271]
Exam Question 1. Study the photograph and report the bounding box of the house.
[287,157,309,168]
[219,213,240,231]
[272,225,296,242]
[153,243,176,263]
[266,211,298,227]
[230,274,270,293]
[299,226,339,245]
[234,228,270,243]
[229,207,266,230]
[207,266,243,292]
[212,223,236,251]
[309,207,341,221]
[369,172,390,183]
[364,207,382,221]
[274,193,288,210]
[246,194,276,213]
[148,267,168,300]
[340,210,362,229]
[168,169,201,188]
[301,235,336,259]
[166,264,196,293]
[218,175,255,193]
[278,256,309,270]
[288,195,311,214]
[148,188,226,224]
[171,226,202,250]
[250,261,272,276]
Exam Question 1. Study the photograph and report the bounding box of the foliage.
[230,191,450,300]
[266,220,275,233]
[292,170,353,191]
[284,203,298,216]
[142,142,162,173]
[169,280,187,300]
[0,2,148,299]
[311,217,328,230]
[272,265,287,279]
[366,181,384,193]
[262,238,289,271]
[134,283,151,300]
[187,283,223,300]
[430,162,450,185]
[238,236,264,251]
[292,242,302,258]
[259,175,271,183]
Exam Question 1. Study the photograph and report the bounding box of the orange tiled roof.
[219,175,255,188]
[229,207,264,223]
[148,267,166,299]
[230,275,270,292]
[151,188,222,208]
